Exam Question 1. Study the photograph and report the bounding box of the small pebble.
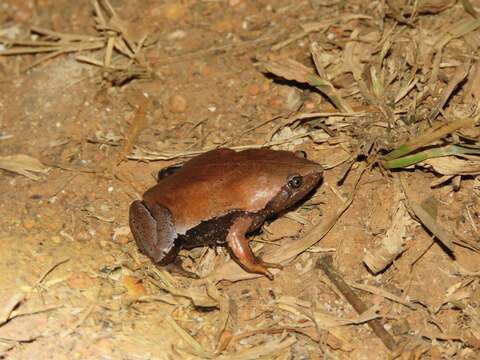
[269,95,283,108]
[247,84,261,96]
[229,0,243,6]
[51,235,62,244]
[163,4,186,21]
[169,94,187,113]
[67,272,96,289]
[304,101,316,110]
[23,218,36,230]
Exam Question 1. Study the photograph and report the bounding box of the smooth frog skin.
[129,148,323,279]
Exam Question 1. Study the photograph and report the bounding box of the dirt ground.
[1,0,480,359]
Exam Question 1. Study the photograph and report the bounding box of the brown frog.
[129,148,323,279]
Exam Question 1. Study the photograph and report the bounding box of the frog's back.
[143,148,319,233]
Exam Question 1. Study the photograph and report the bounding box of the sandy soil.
[1,0,480,359]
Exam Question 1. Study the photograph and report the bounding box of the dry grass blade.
[363,200,412,274]
[347,282,416,310]
[0,0,153,80]
[427,64,471,122]
[165,315,215,358]
[259,58,352,113]
[344,42,386,114]
[150,269,218,308]
[462,0,479,18]
[205,283,230,352]
[416,0,456,14]
[6,304,63,323]
[422,155,480,175]
[0,154,50,180]
[115,93,149,166]
[31,26,100,41]
[314,305,382,329]
[135,294,178,306]
[129,127,331,162]
[216,335,296,360]
[433,18,480,51]
[61,294,97,337]
[0,293,24,326]
[0,42,105,56]
[407,200,456,253]
[388,0,455,19]
[277,296,381,328]
[401,177,456,253]
[317,256,397,351]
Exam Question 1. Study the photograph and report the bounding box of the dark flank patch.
[177,211,267,249]
[178,211,242,249]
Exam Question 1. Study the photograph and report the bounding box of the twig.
[346,281,416,310]
[35,258,70,287]
[427,63,471,122]
[115,93,149,166]
[316,255,397,351]
[61,288,100,337]
[7,304,63,322]
[0,293,24,326]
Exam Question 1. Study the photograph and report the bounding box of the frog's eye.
[288,175,303,189]
[294,150,307,159]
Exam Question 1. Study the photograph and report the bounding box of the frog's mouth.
[264,172,323,216]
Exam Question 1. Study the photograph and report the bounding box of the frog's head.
[236,149,323,215]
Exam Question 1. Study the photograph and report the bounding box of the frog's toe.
[263,269,274,281]
[129,200,177,264]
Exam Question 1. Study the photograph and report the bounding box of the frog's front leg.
[226,217,283,280]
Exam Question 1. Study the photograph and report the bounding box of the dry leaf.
[364,201,413,274]
[388,0,455,15]
[408,200,455,253]
[260,59,313,83]
[422,155,480,176]
[314,305,381,329]
[0,154,50,180]
[216,336,296,360]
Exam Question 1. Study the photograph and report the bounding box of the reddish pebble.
[247,84,261,96]
[67,272,96,289]
[229,0,244,6]
[304,101,316,110]
[169,95,187,113]
[269,95,283,108]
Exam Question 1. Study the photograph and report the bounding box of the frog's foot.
[129,200,177,264]
[226,217,279,280]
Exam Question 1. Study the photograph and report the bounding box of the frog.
[129,148,323,279]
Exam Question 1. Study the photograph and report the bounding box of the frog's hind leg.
[226,217,283,280]
[129,201,199,278]
[129,200,177,264]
